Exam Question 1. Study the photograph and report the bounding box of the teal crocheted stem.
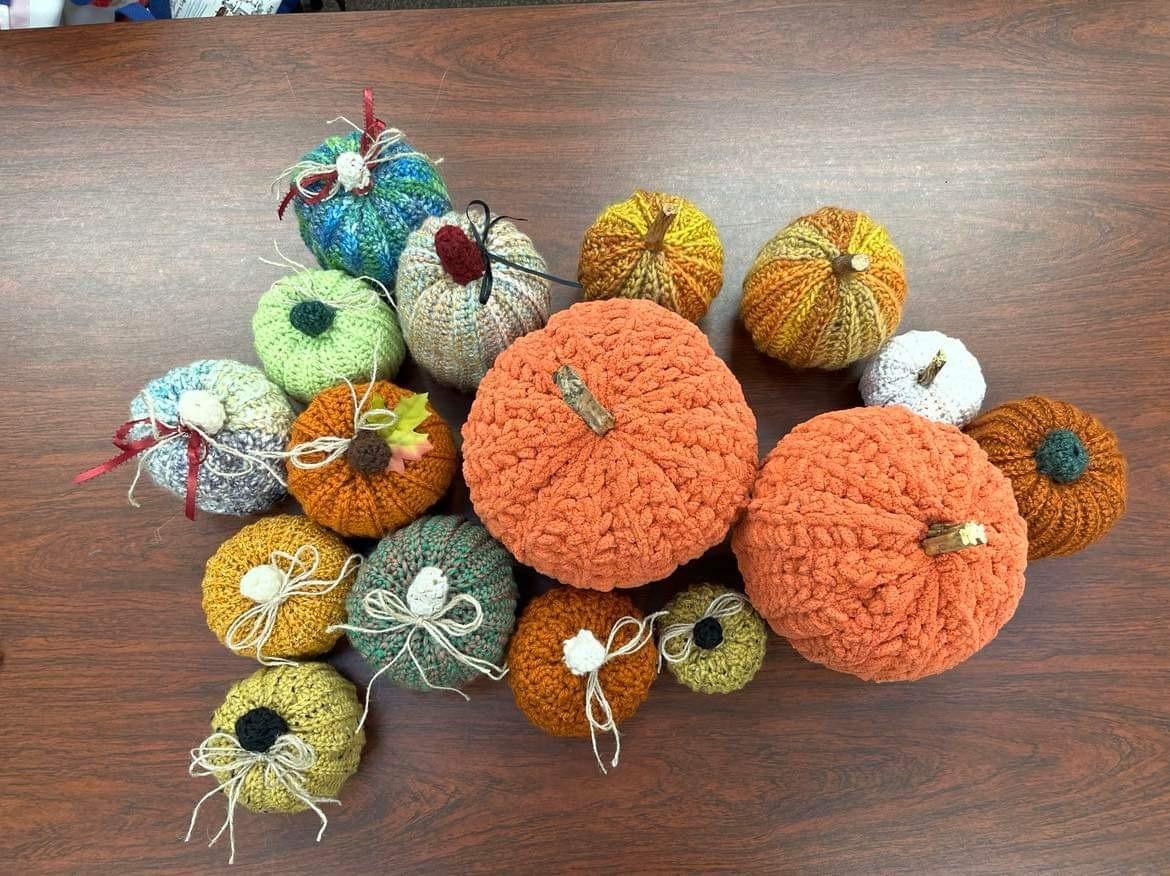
[1035,428,1090,484]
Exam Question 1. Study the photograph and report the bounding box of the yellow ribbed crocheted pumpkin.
[740,206,907,369]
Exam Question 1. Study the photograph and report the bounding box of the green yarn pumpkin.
[344,516,518,692]
[659,584,767,694]
[252,270,405,403]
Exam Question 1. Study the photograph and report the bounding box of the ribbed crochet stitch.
[740,206,907,369]
[733,405,1028,682]
[462,299,758,590]
[577,190,724,322]
[660,584,767,694]
[253,270,405,403]
[202,515,358,661]
[344,515,518,691]
[967,396,1126,559]
[507,588,657,737]
[396,211,551,392]
[860,330,986,427]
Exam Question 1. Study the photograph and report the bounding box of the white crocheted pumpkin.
[394,210,551,393]
[859,330,986,427]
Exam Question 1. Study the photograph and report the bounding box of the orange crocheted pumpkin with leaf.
[733,405,1028,682]
[463,298,758,591]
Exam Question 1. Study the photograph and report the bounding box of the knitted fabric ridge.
[396,211,551,392]
[287,380,456,538]
[252,270,405,403]
[740,206,907,369]
[577,190,724,322]
[967,395,1127,559]
[131,360,293,515]
[202,514,358,661]
[733,405,1028,682]
[208,663,364,813]
[860,330,986,428]
[661,583,767,694]
[507,588,657,737]
[462,298,758,590]
[345,515,518,691]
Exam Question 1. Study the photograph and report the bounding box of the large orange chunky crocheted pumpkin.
[463,298,758,590]
[287,380,456,538]
[733,405,1028,682]
[967,396,1126,559]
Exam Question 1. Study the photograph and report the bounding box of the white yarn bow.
[283,370,398,471]
[224,545,362,666]
[329,588,507,729]
[185,731,338,865]
[575,611,666,775]
[657,592,747,668]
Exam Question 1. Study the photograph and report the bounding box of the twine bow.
[329,587,507,730]
[283,372,397,470]
[658,592,747,668]
[574,611,666,775]
[464,200,582,304]
[224,545,363,666]
[186,731,337,865]
[276,88,432,220]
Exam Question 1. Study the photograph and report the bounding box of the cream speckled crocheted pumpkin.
[860,330,986,427]
[395,210,551,392]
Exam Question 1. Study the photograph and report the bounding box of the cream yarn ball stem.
[224,546,363,666]
[186,732,338,866]
[658,591,747,668]
[564,611,666,775]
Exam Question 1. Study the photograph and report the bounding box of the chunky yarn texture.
[733,406,1028,682]
[287,381,456,538]
[202,514,357,661]
[577,190,724,322]
[463,298,758,590]
[860,330,986,427]
[293,129,451,287]
[967,396,1126,559]
[131,360,292,515]
[660,584,767,694]
[507,588,656,737]
[741,206,907,369]
[253,270,405,403]
[344,515,517,691]
[207,662,364,813]
[396,211,551,392]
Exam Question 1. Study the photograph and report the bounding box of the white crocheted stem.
[916,349,948,387]
[831,252,870,275]
[643,202,679,251]
[922,522,987,556]
[553,365,614,436]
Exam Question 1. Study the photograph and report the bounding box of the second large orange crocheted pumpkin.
[733,405,1028,682]
[463,299,758,590]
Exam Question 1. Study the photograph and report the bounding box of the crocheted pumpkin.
[253,270,405,403]
[396,210,551,392]
[741,206,907,369]
[860,330,986,427]
[508,587,656,738]
[577,190,723,322]
[967,396,1126,559]
[733,405,1028,682]
[286,380,456,538]
[343,515,518,692]
[280,93,451,288]
[202,514,360,663]
[463,298,758,590]
[658,584,767,694]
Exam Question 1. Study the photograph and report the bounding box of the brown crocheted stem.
[553,365,614,436]
[831,253,871,275]
[916,350,948,387]
[921,522,987,556]
[643,202,679,251]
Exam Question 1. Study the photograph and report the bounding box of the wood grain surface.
[1,1,1168,872]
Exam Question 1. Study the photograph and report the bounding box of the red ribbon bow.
[277,87,386,221]
[74,417,207,521]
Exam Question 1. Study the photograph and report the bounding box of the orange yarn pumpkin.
[462,298,758,590]
[967,396,1126,559]
[507,587,657,738]
[733,405,1028,682]
[286,380,456,538]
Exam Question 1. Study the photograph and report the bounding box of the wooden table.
[2,1,1168,871]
